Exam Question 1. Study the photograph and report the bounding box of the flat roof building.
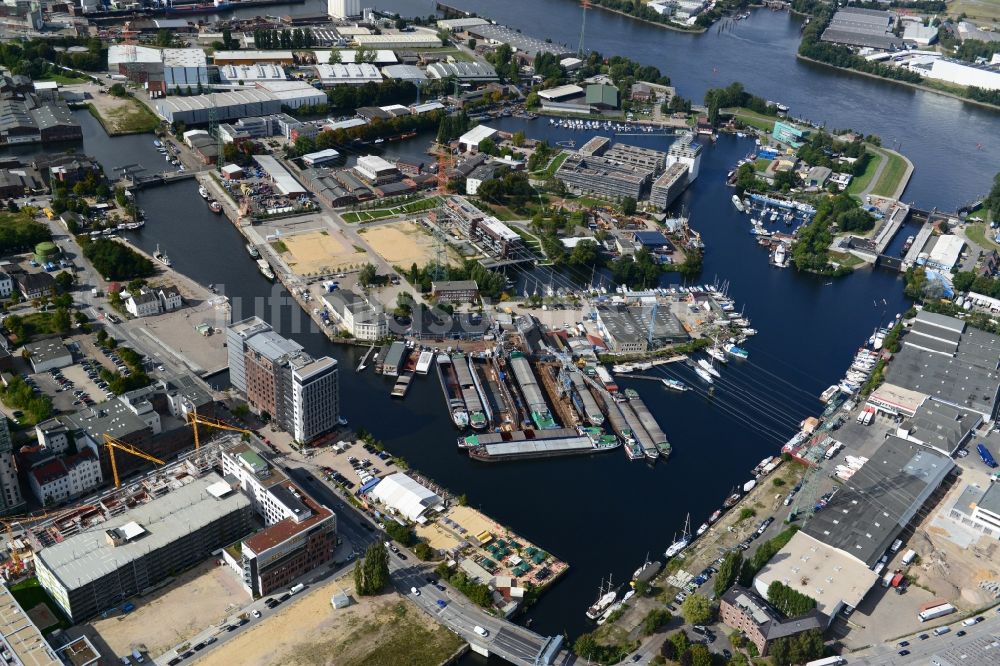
[213,50,295,65]
[803,435,954,567]
[23,338,72,373]
[754,531,879,622]
[436,17,490,30]
[0,584,61,666]
[354,155,400,184]
[34,473,254,622]
[650,162,690,210]
[555,152,654,201]
[466,24,572,58]
[896,400,980,456]
[353,33,443,49]
[253,155,306,195]
[821,7,901,50]
[596,304,689,354]
[458,124,499,151]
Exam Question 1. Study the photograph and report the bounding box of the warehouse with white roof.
[314,63,383,86]
[369,473,443,522]
[458,124,498,151]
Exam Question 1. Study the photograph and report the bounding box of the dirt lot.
[192,573,464,666]
[70,560,248,658]
[76,84,159,135]
[360,221,459,268]
[277,229,368,276]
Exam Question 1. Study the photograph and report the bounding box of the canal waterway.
[63,115,909,643]
[219,0,999,209]
[1,2,991,650]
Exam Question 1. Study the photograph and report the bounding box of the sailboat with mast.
[585,575,618,620]
[664,514,692,559]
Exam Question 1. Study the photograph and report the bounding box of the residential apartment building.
[650,163,690,211]
[28,448,102,505]
[221,443,336,595]
[227,317,340,443]
[666,133,703,182]
[0,419,26,515]
[555,152,654,201]
[34,474,254,622]
[0,271,12,298]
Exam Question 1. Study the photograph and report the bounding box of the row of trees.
[250,28,317,50]
[0,37,104,76]
[767,580,818,617]
[354,541,390,595]
[611,248,662,289]
[437,111,473,144]
[768,629,826,666]
[738,526,799,586]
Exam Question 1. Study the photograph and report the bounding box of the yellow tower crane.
[104,435,165,488]
[2,505,95,570]
[186,412,255,450]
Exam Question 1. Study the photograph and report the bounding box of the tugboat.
[246,243,260,259]
[209,200,223,214]
[198,186,210,200]
[153,243,171,267]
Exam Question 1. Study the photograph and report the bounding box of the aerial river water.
[3,0,997,651]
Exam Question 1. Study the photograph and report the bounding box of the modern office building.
[34,474,254,622]
[227,317,340,443]
[221,442,337,596]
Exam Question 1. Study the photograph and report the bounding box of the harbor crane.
[186,412,255,450]
[104,434,165,488]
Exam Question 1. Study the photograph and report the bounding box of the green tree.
[568,239,599,268]
[688,644,712,666]
[714,550,743,597]
[54,271,75,291]
[680,593,712,625]
[621,196,637,216]
[358,263,378,287]
[640,608,671,636]
[354,541,390,595]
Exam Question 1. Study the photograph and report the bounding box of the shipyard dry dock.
[453,352,488,430]
[569,372,605,427]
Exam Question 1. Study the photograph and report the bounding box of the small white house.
[124,288,162,318]
[0,272,12,298]
[158,285,183,312]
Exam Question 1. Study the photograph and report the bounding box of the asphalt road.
[848,608,1000,665]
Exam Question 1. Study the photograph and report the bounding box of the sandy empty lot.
[278,230,368,276]
[193,573,463,666]
[77,560,248,658]
[361,221,459,268]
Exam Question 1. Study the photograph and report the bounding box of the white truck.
[901,549,916,565]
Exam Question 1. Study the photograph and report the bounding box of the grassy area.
[846,149,883,197]
[829,250,866,268]
[17,311,67,340]
[947,0,1000,22]
[754,157,772,171]
[870,149,909,198]
[726,107,777,132]
[531,151,569,179]
[512,226,543,254]
[342,196,442,223]
[344,602,464,666]
[270,240,288,253]
[964,222,1000,252]
[37,72,90,85]
[9,578,70,635]
[87,98,160,135]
